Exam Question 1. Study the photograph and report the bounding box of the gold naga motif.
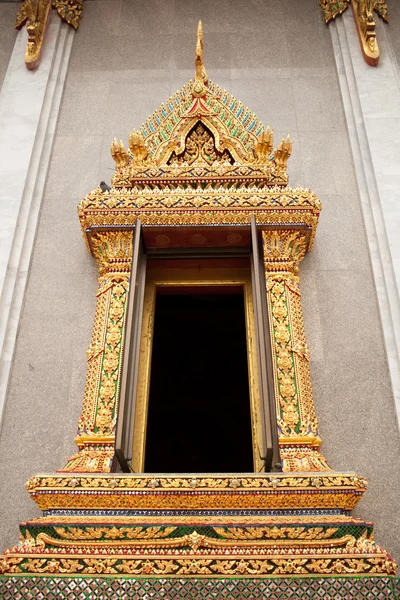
[15,0,84,69]
[320,0,388,65]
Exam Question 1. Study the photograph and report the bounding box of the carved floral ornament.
[15,0,84,69]
[320,0,388,65]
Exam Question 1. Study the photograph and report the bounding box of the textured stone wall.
[0,0,399,564]
[0,3,17,91]
[387,1,400,68]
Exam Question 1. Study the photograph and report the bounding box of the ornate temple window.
[54,21,331,478]
[0,22,396,592]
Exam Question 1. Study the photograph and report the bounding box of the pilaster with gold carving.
[61,230,133,473]
[262,230,331,473]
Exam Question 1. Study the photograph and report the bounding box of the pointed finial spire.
[193,20,208,96]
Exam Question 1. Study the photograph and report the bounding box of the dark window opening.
[144,288,254,472]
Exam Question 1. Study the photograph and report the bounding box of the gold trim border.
[132,268,263,473]
[26,472,367,511]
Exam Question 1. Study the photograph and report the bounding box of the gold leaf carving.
[214,526,339,541]
[52,0,83,29]
[168,122,233,166]
[54,526,176,542]
[15,0,83,69]
[319,0,350,23]
[373,0,388,21]
[83,558,118,574]
[320,0,388,65]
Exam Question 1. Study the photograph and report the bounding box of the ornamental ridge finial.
[193,20,208,97]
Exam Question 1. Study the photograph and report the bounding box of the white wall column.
[330,10,400,426]
[0,13,74,422]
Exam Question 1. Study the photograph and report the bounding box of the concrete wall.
[0,3,17,91]
[387,2,400,68]
[0,0,399,563]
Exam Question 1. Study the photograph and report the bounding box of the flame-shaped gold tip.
[195,20,208,86]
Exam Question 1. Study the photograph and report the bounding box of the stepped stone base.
[0,473,397,597]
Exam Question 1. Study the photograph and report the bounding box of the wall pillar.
[262,230,331,472]
[0,13,74,425]
[62,230,133,473]
[330,12,400,428]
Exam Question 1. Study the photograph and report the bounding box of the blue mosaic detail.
[43,508,350,517]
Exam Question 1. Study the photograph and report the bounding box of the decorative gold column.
[262,230,331,473]
[61,230,133,473]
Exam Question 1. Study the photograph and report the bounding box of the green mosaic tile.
[0,575,399,599]
[21,520,373,545]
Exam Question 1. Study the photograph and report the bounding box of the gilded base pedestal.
[0,474,397,597]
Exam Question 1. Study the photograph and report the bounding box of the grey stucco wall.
[0,0,399,564]
[387,1,400,69]
[0,3,17,92]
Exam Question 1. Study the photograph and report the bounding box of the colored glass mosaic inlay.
[1,576,399,599]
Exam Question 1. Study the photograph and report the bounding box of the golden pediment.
[109,22,292,190]
[80,25,319,256]
[139,77,263,166]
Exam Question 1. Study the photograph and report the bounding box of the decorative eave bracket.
[320,0,388,66]
[15,0,84,70]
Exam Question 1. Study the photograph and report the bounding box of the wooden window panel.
[251,218,281,472]
[114,220,147,472]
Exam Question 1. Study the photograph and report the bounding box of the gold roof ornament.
[253,126,274,165]
[108,23,295,191]
[274,135,292,170]
[15,0,84,70]
[110,139,130,170]
[319,0,388,66]
[193,20,208,96]
[128,129,149,165]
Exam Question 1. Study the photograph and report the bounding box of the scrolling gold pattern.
[168,122,234,166]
